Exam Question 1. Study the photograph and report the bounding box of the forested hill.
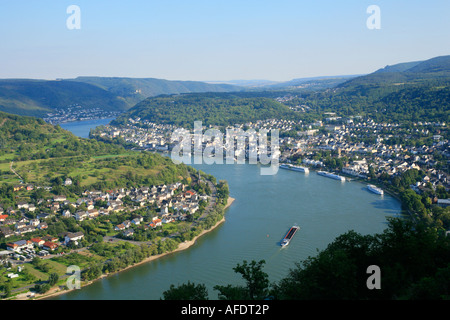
[0,79,130,117]
[285,55,450,123]
[0,111,124,162]
[72,77,243,107]
[0,111,191,191]
[0,77,243,117]
[337,55,450,89]
[112,92,301,128]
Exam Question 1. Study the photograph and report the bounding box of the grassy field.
[5,151,176,189]
[0,258,70,292]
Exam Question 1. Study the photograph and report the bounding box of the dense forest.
[282,55,450,123]
[112,92,301,128]
[0,79,129,117]
[283,81,450,123]
[0,78,243,117]
[111,78,449,127]
[0,111,124,162]
[72,77,242,107]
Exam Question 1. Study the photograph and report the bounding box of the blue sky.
[1,0,449,81]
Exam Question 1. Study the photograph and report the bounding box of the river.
[59,118,115,138]
[55,119,402,300]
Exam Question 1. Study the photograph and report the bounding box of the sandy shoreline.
[28,196,235,300]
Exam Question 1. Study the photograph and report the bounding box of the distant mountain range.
[206,75,362,90]
[120,55,450,126]
[0,55,448,121]
[71,76,243,106]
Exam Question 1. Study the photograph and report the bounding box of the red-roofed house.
[6,240,33,252]
[43,241,58,251]
[0,214,8,222]
[31,238,45,247]
[114,224,126,231]
[149,218,162,229]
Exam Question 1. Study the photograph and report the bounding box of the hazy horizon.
[0,72,365,83]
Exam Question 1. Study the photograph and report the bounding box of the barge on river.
[281,225,300,247]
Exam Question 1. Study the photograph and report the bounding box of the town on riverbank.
[0,162,231,299]
[90,113,448,195]
[90,111,449,225]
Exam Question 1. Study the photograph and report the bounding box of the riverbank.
[26,196,235,300]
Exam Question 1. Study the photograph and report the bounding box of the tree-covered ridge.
[273,55,450,123]
[0,111,124,162]
[110,56,450,128]
[0,111,198,208]
[279,79,450,123]
[338,55,450,88]
[72,77,243,107]
[0,79,130,117]
[0,77,243,117]
[112,92,300,128]
[0,111,195,200]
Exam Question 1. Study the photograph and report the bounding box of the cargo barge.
[281,225,300,247]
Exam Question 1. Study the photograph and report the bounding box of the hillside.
[337,55,450,89]
[0,77,243,118]
[0,111,124,163]
[262,75,360,91]
[112,56,450,126]
[0,111,190,190]
[289,55,450,123]
[0,79,129,117]
[373,61,423,74]
[72,77,243,107]
[112,92,301,128]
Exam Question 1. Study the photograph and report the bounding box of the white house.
[29,219,40,227]
[62,210,72,218]
[132,217,142,225]
[53,195,67,202]
[17,202,29,210]
[6,240,33,252]
[64,232,84,245]
[75,211,88,221]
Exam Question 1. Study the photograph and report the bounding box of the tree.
[48,273,59,286]
[214,260,270,300]
[2,282,12,298]
[271,218,450,300]
[162,281,209,300]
